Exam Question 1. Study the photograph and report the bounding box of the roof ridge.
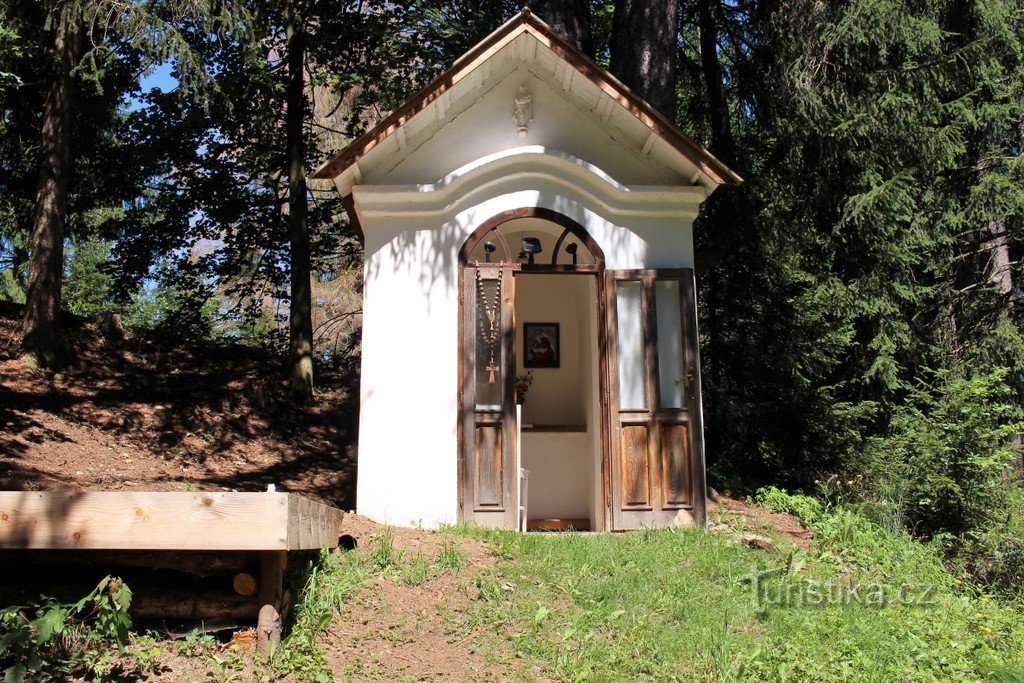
[310,11,741,187]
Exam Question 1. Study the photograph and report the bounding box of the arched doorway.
[457,209,609,531]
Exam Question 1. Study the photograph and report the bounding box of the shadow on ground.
[0,301,358,511]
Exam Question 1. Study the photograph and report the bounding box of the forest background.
[1,0,1022,593]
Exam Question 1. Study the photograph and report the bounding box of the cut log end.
[232,572,258,597]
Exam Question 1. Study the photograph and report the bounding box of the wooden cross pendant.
[486,362,499,384]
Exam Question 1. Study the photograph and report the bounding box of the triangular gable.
[311,9,742,190]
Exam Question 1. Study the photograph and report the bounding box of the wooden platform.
[0,491,342,551]
[0,491,345,651]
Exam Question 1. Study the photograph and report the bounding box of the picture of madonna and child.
[524,323,559,368]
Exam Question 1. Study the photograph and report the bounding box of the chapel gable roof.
[311,9,742,192]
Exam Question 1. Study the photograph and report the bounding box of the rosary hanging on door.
[475,265,502,384]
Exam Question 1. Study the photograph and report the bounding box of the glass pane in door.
[615,280,647,408]
[475,278,503,409]
[655,280,684,408]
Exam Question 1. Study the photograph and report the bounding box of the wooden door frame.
[457,208,611,531]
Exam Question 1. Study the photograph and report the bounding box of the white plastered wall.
[353,151,703,528]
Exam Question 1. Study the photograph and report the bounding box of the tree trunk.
[609,0,679,120]
[984,218,1014,300]
[697,0,736,165]
[285,3,314,404]
[982,218,1023,474]
[22,16,80,368]
[533,0,593,57]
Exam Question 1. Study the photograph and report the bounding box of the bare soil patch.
[325,519,525,682]
[117,518,524,682]
[710,492,813,550]
[0,302,357,510]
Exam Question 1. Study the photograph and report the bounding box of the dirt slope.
[0,303,358,510]
[325,517,527,681]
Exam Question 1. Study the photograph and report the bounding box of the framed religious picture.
[523,323,560,368]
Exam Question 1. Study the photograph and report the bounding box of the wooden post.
[257,550,287,653]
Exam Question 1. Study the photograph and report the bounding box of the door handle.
[686,367,697,401]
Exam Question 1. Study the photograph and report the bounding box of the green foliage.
[368,528,399,571]
[865,368,1023,539]
[696,0,1024,493]
[0,15,21,91]
[0,576,133,683]
[957,485,1024,597]
[752,486,823,526]
[0,268,23,304]
[399,554,431,587]
[146,274,220,343]
[63,237,115,318]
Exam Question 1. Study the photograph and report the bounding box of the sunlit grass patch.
[456,519,1024,682]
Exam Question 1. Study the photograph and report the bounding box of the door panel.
[660,421,691,507]
[605,269,706,529]
[460,265,518,529]
[474,421,504,508]
[620,423,652,508]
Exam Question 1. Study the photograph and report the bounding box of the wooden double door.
[458,265,706,530]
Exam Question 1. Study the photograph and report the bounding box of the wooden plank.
[660,421,691,507]
[596,268,612,532]
[680,270,708,528]
[0,492,343,551]
[286,495,344,550]
[501,267,518,528]
[132,590,259,621]
[0,549,253,576]
[474,423,504,508]
[604,270,624,529]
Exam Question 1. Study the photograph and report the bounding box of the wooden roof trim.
[310,10,742,187]
[310,14,529,181]
[527,23,742,186]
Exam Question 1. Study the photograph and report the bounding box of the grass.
[266,548,371,682]
[368,528,399,570]
[48,510,1017,681]
[458,513,1024,682]
[437,539,464,573]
